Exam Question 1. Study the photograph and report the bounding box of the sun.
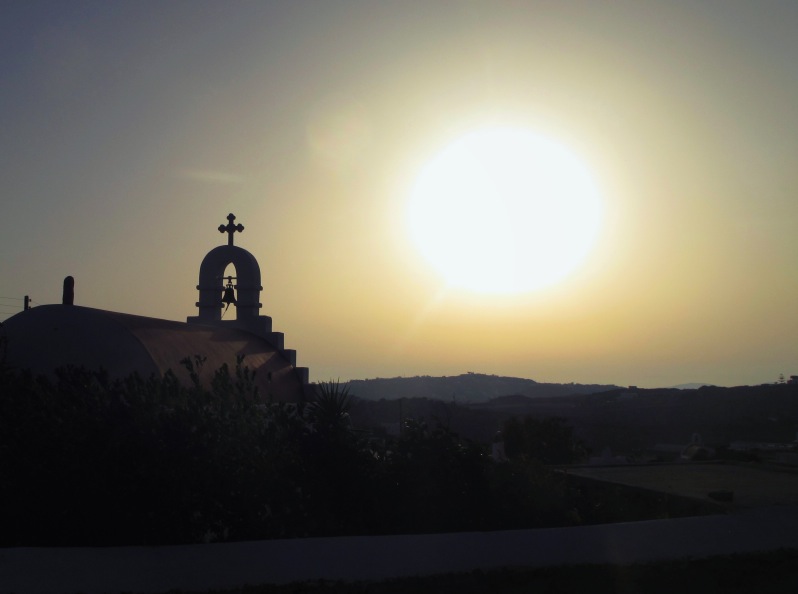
[406,126,602,294]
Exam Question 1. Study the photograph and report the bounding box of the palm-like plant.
[309,379,355,432]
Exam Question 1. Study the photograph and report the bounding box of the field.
[566,462,798,508]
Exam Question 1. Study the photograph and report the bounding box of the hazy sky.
[3,1,798,388]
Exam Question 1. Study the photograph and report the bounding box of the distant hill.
[349,382,798,454]
[346,373,620,403]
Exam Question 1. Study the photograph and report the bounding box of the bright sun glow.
[407,127,602,294]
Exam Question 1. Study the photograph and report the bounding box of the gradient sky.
[2,1,798,388]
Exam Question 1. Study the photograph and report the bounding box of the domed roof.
[2,304,306,402]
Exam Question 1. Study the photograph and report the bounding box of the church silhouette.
[3,214,309,402]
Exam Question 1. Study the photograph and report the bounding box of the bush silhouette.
[1,359,678,546]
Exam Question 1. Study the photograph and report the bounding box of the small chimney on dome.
[63,276,74,305]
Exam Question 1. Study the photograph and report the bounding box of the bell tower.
[187,214,304,377]
[190,213,263,323]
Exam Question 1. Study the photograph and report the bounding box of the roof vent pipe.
[63,276,74,305]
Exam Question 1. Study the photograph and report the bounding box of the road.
[2,505,798,594]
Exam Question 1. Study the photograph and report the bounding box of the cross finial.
[218,213,244,246]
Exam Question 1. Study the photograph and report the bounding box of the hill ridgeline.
[346,373,620,403]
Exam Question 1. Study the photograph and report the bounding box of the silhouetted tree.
[502,416,586,465]
[377,419,491,533]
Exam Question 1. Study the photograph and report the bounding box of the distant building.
[681,433,714,461]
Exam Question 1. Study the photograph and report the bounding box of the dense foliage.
[502,416,588,464]
[0,357,704,546]
[1,358,377,545]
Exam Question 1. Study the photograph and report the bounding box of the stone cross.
[218,213,244,246]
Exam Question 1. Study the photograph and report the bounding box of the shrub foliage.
[0,357,669,546]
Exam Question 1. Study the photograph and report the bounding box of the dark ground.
[157,549,798,594]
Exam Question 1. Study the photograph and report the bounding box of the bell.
[222,278,237,306]
[222,286,237,305]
